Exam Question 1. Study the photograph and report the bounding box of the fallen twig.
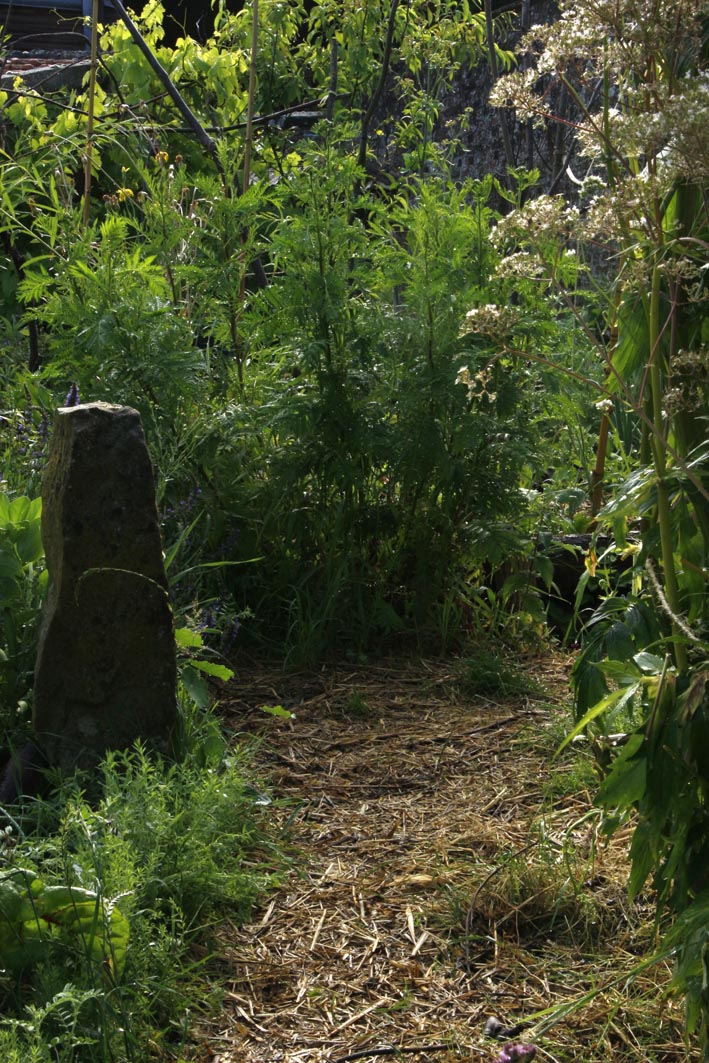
[330,1043,454,1062]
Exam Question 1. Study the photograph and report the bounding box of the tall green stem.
[81,0,100,228]
[648,263,687,672]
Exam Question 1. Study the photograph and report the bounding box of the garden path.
[198,656,688,1063]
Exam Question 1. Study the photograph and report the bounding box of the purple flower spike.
[496,1044,537,1063]
[64,383,80,407]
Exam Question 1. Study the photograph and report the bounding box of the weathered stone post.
[33,403,178,770]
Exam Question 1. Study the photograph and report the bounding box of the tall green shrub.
[491,0,709,1044]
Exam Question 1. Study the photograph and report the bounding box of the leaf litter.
[198,654,696,1063]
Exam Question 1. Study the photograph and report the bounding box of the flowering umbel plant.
[485,0,709,1051]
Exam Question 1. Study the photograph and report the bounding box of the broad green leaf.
[633,651,665,674]
[0,878,41,924]
[16,520,44,565]
[36,887,129,978]
[180,665,209,709]
[601,755,647,808]
[175,626,203,649]
[8,496,30,523]
[605,621,636,661]
[597,659,641,683]
[533,553,554,590]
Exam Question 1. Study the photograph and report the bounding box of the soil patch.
[199,655,693,1063]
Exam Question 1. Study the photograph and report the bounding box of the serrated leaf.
[189,659,234,681]
[600,465,655,519]
[175,626,203,649]
[597,753,646,809]
[259,703,294,719]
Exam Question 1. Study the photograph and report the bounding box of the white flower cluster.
[496,251,546,279]
[492,195,579,247]
[460,304,518,337]
[490,0,707,197]
[455,364,497,404]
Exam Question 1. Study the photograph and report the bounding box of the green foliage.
[217,153,538,658]
[19,216,207,432]
[457,644,547,700]
[0,739,280,1061]
[0,870,129,979]
[0,491,46,732]
[490,0,709,1045]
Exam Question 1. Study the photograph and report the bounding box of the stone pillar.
[33,403,178,770]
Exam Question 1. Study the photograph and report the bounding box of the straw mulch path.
[200,656,694,1063]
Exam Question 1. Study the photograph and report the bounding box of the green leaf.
[600,465,655,520]
[189,659,234,681]
[16,519,44,565]
[0,877,41,924]
[557,681,641,756]
[8,496,30,523]
[0,548,22,580]
[169,558,261,585]
[628,821,657,900]
[605,621,636,661]
[39,887,129,978]
[633,651,665,674]
[180,665,209,709]
[163,514,202,573]
[596,658,642,683]
[597,738,647,809]
[175,626,203,649]
[533,554,554,590]
[259,703,295,719]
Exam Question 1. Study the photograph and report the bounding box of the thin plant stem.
[82,0,100,228]
[648,262,688,672]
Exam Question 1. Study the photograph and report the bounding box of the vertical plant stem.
[82,0,100,228]
[326,37,339,122]
[357,0,402,170]
[648,263,687,672]
[112,0,218,161]
[484,0,515,179]
[590,411,610,516]
[243,0,259,194]
[233,0,260,395]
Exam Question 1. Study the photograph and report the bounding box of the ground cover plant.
[0,705,284,1062]
[0,0,707,1056]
